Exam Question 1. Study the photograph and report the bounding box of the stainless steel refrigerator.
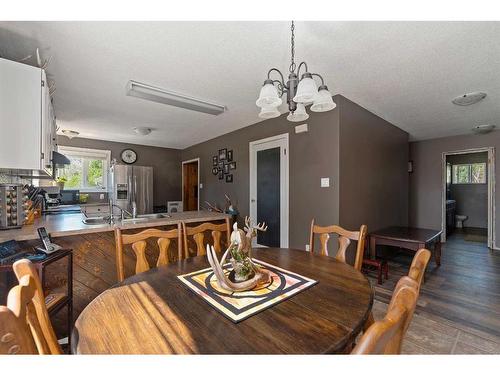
[111,164,153,215]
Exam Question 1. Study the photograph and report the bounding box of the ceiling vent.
[452,92,487,106]
[472,124,495,134]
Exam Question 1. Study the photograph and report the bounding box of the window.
[452,163,486,184]
[57,146,111,192]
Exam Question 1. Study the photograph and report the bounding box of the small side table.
[0,248,73,350]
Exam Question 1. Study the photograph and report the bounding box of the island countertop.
[0,211,231,242]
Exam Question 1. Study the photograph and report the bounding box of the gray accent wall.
[57,136,182,207]
[447,152,488,229]
[181,98,340,250]
[409,131,499,246]
[338,96,409,232]
[182,94,409,251]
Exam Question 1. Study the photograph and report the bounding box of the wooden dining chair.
[1,262,62,355]
[115,224,182,282]
[352,276,419,354]
[408,248,432,288]
[182,218,232,257]
[11,259,62,354]
[309,219,368,271]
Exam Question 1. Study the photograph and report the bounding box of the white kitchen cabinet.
[0,57,56,175]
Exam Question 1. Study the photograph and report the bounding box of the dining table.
[71,248,374,354]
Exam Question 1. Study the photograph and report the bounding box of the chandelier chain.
[289,21,296,73]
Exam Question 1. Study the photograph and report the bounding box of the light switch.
[321,178,330,188]
[295,123,308,134]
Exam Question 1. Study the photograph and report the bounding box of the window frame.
[451,162,487,185]
[57,146,111,192]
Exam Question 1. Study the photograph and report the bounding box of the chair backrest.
[12,259,61,354]
[309,219,368,271]
[115,224,182,282]
[408,248,431,289]
[351,276,419,354]
[182,218,231,257]
[1,270,62,355]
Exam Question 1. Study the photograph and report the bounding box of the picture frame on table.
[223,163,230,174]
[229,161,236,170]
[225,174,233,183]
[218,148,227,161]
[212,156,218,166]
[227,150,233,162]
[218,171,224,180]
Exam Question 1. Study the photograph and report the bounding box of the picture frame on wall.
[223,163,229,174]
[218,161,224,171]
[218,148,227,161]
[212,167,218,175]
[218,171,224,180]
[212,156,218,166]
[226,174,233,183]
[229,161,236,170]
[227,150,233,162]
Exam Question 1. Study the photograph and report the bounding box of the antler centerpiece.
[206,216,271,292]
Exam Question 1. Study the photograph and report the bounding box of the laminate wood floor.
[365,230,500,354]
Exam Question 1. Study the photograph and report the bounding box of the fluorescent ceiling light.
[126,80,226,115]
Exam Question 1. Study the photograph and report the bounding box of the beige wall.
[338,96,409,233]
[409,131,499,247]
[57,136,182,207]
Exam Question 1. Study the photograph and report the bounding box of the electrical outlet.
[305,244,310,252]
[199,183,203,189]
[321,178,330,188]
[99,193,105,200]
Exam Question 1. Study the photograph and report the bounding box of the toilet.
[455,215,468,228]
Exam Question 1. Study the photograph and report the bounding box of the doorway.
[441,147,495,248]
[182,158,199,211]
[249,133,289,248]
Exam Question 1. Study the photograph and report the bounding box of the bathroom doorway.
[441,147,495,248]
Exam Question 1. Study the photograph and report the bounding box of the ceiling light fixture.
[472,124,495,134]
[126,80,226,115]
[452,92,487,106]
[256,21,336,122]
[133,127,152,136]
[61,129,79,139]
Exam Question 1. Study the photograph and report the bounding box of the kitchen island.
[0,210,231,339]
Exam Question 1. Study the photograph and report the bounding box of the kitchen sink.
[82,217,110,225]
[136,213,171,219]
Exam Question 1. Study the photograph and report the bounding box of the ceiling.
[0,21,499,148]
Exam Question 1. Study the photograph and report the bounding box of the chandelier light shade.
[293,73,318,103]
[287,103,309,122]
[256,21,336,122]
[311,86,336,112]
[258,105,281,119]
[256,80,282,108]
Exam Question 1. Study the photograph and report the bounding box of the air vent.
[452,92,487,106]
[472,124,495,134]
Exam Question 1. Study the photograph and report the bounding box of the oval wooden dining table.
[71,248,374,354]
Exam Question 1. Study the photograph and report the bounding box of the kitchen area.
[0,56,229,343]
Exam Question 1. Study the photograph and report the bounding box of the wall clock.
[121,149,137,164]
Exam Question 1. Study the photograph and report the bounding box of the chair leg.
[364,311,375,332]
[377,266,382,285]
[384,261,389,280]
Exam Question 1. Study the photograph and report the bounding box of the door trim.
[441,147,496,249]
[182,158,200,211]
[249,133,289,248]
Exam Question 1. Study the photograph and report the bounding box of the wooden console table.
[369,226,442,266]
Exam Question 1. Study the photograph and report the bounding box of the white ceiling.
[1,21,499,148]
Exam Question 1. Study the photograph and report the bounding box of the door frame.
[182,158,200,211]
[441,147,496,249]
[249,133,289,248]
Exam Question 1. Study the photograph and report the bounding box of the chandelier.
[256,21,336,122]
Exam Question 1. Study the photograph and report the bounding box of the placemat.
[177,259,318,323]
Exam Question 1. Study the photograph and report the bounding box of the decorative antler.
[243,216,267,238]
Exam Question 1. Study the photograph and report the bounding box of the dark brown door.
[183,161,198,211]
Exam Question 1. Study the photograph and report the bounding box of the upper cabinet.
[0,58,56,176]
